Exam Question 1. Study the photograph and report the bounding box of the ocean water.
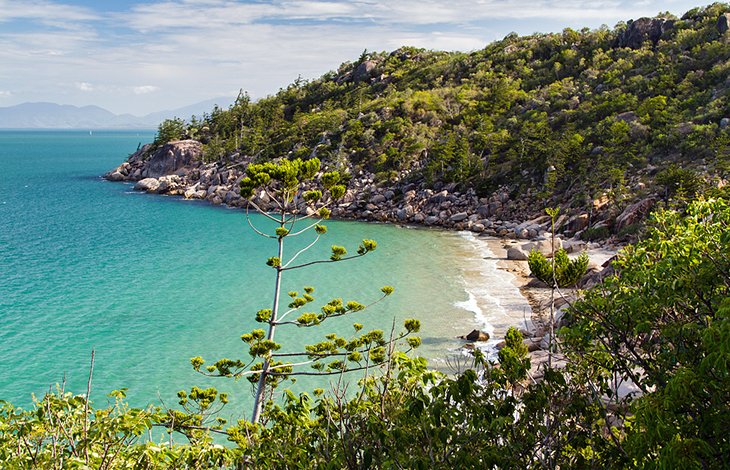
[0,130,527,420]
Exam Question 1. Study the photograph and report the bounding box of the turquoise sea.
[0,130,524,420]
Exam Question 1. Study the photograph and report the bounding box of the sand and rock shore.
[482,236,617,377]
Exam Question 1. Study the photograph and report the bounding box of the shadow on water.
[419,336,460,346]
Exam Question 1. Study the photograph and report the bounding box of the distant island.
[0,98,233,129]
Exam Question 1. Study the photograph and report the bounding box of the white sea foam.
[452,231,533,356]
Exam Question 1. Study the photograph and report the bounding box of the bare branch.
[83,349,95,466]
[246,199,281,222]
[282,252,368,272]
[287,218,326,238]
[282,233,321,269]
[247,214,277,239]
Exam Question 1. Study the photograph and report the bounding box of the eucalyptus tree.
[188,157,420,424]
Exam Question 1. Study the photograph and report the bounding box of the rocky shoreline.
[105,140,620,373]
[106,140,620,245]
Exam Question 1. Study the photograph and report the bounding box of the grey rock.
[616,111,639,122]
[539,333,551,351]
[718,12,730,33]
[565,214,589,233]
[224,191,240,204]
[144,140,202,178]
[591,146,604,155]
[507,246,529,261]
[134,178,160,192]
[676,122,694,135]
[615,197,656,231]
[524,338,542,352]
[450,212,468,222]
[352,60,378,82]
[563,240,587,254]
[107,171,124,181]
[522,237,562,257]
[370,194,387,204]
[461,330,490,342]
[617,17,674,49]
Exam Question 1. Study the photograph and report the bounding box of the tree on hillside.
[153,117,186,147]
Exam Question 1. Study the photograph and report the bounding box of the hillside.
[131,3,730,241]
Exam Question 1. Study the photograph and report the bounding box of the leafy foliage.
[563,197,730,468]
[528,248,589,287]
[1,198,729,467]
[153,117,186,148]
[5,4,730,466]
[191,157,419,425]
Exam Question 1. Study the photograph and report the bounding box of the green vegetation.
[529,249,589,287]
[529,208,589,288]
[562,198,730,467]
[3,195,727,467]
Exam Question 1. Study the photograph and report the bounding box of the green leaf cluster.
[528,248,589,287]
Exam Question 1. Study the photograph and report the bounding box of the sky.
[0,0,716,115]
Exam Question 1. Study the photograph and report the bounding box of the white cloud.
[0,0,710,114]
[133,85,160,95]
[75,82,94,92]
[120,0,658,31]
[0,0,98,26]
[0,90,12,97]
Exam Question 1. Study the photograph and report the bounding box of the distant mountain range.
[0,98,234,129]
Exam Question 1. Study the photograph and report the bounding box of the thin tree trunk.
[251,214,285,424]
